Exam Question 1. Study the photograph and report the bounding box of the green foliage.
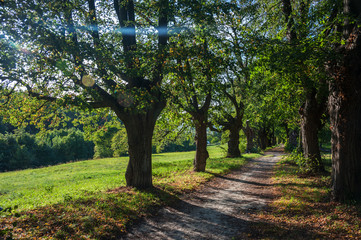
[50,129,94,162]
[285,151,324,174]
[111,128,128,157]
[152,105,197,153]
[208,131,222,145]
[284,140,296,153]
[92,126,120,159]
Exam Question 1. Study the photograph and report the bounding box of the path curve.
[122,150,284,240]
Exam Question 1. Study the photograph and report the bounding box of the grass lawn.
[0,145,260,239]
[245,152,361,239]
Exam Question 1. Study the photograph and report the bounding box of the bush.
[161,140,196,153]
[284,139,297,153]
[285,151,323,174]
[52,129,94,161]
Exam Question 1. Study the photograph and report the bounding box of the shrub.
[0,134,18,171]
[52,129,94,161]
[285,151,323,174]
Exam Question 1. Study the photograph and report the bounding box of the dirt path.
[122,150,284,240]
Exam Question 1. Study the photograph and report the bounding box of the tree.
[280,0,328,173]
[210,88,244,158]
[0,0,170,188]
[327,0,361,201]
[242,120,255,153]
[168,24,221,171]
[208,1,259,157]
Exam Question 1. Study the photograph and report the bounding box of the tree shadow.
[124,189,249,239]
[124,187,321,240]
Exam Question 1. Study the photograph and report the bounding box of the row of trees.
[1,0,360,202]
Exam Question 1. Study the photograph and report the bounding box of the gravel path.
[122,150,284,240]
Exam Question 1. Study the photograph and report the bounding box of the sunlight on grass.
[0,145,261,239]
[249,153,361,239]
[0,145,252,212]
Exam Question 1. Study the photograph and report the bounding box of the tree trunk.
[243,121,255,153]
[227,125,241,158]
[299,90,325,173]
[329,21,361,201]
[193,116,209,172]
[258,127,271,150]
[288,129,299,150]
[118,102,165,189]
[329,77,361,201]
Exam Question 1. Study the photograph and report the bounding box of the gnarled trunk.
[329,76,361,201]
[193,116,209,172]
[329,32,361,201]
[299,90,325,173]
[243,122,255,153]
[258,127,271,150]
[117,101,165,189]
[327,0,361,202]
[227,125,241,158]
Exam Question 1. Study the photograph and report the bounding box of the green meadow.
[0,145,259,212]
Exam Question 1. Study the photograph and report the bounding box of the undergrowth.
[245,153,361,239]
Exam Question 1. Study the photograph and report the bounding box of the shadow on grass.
[0,186,181,240]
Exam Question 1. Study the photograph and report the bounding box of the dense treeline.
[0,129,94,172]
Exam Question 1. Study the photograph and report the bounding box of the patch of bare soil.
[122,151,284,240]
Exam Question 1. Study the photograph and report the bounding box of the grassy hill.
[0,145,260,239]
[0,146,232,211]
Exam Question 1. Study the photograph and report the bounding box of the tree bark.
[258,127,271,150]
[243,121,255,153]
[112,0,168,189]
[281,0,326,172]
[299,89,325,173]
[117,101,166,189]
[227,124,241,158]
[193,115,209,172]
[289,129,299,149]
[328,0,361,202]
